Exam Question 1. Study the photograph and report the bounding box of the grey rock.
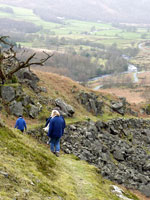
[1,86,15,102]
[69,125,76,130]
[143,161,150,171]
[16,69,39,91]
[15,86,23,97]
[140,184,150,197]
[16,69,39,82]
[78,91,103,115]
[110,126,119,135]
[111,102,125,115]
[9,101,23,116]
[55,98,75,117]
[95,120,104,131]
[113,150,124,161]
[88,99,97,114]
[29,104,40,118]
[22,95,32,106]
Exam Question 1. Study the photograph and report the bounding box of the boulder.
[16,69,39,82]
[111,102,125,115]
[16,69,39,91]
[95,120,104,131]
[9,101,23,116]
[78,91,103,115]
[22,95,32,106]
[29,104,40,119]
[1,86,15,102]
[55,98,75,117]
[113,150,125,161]
[15,86,24,97]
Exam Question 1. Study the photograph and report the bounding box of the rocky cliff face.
[28,118,150,197]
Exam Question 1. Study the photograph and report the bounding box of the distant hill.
[0,0,150,23]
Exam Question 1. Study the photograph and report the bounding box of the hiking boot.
[55,152,60,157]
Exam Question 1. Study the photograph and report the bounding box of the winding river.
[90,59,138,90]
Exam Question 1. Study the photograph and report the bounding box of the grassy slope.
[32,70,124,124]
[0,125,140,200]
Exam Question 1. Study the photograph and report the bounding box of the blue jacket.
[45,117,52,127]
[47,116,66,138]
[15,117,27,131]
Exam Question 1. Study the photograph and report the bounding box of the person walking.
[15,115,27,133]
[47,110,66,157]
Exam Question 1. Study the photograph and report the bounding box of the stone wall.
[61,118,150,197]
[27,117,150,196]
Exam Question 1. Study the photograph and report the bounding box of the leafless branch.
[0,36,53,82]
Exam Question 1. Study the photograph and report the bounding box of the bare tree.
[0,36,53,84]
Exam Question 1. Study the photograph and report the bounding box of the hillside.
[0,0,150,23]
[0,68,148,130]
[1,70,150,199]
[0,122,140,200]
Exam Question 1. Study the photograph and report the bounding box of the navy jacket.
[47,116,66,138]
[45,117,52,127]
[15,117,27,131]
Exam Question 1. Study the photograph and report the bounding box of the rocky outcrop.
[1,86,15,103]
[77,91,103,115]
[0,84,42,118]
[55,98,75,117]
[111,97,126,115]
[9,101,23,116]
[16,69,39,92]
[28,104,41,118]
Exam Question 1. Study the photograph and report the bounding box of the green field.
[0,2,150,49]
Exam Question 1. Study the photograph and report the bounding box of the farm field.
[0,2,150,49]
[1,2,150,91]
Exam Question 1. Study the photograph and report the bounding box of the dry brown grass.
[90,71,150,105]
[33,69,87,103]
[98,87,145,104]
[31,69,98,121]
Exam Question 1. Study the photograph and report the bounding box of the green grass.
[0,125,139,200]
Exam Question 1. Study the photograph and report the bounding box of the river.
[90,62,138,91]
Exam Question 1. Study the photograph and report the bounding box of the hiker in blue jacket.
[47,110,66,157]
[15,115,27,133]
